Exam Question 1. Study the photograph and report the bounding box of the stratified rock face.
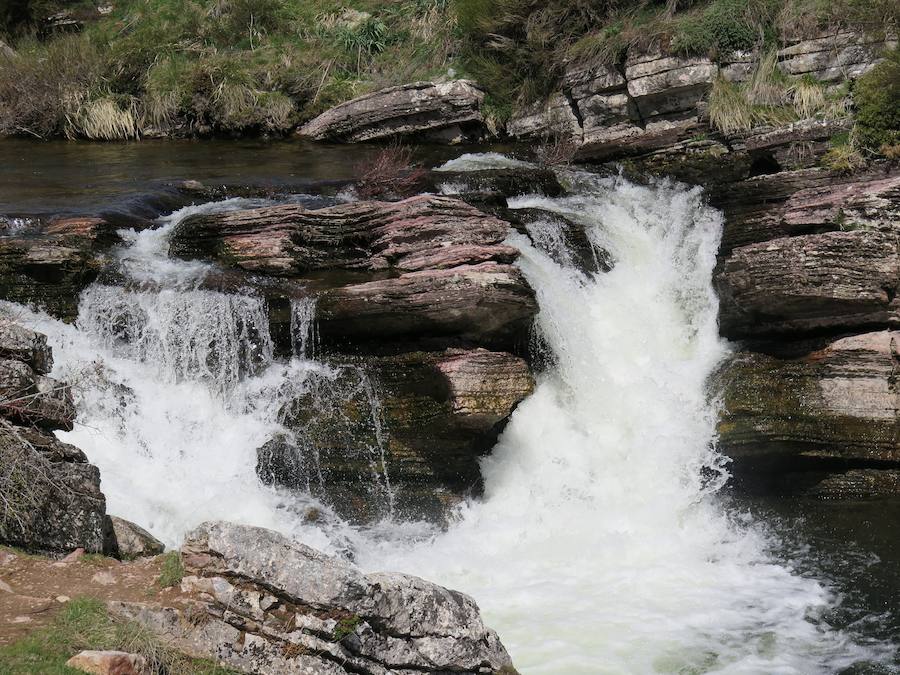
[298,81,485,143]
[715,231,900,338]
[0,320,107,553]
[0,217,117,319]
[710,166,900,252]
[509,31,894,173]
[172,195,537,350]
[115,521,514,675]
[318,262,534,348]
[106,516,165,559]
[718,331,900,477]
[257,348,534,521]
[777,31,898,82]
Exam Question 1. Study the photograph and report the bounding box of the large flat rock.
[298,81,485,143]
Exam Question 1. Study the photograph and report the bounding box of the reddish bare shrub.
[355,144,427,199]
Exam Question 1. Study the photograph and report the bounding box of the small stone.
[91,571,116,586]
[57,595,71,603]
[61,548,86,563]
[0,579,13,593]
[65,650,149,675]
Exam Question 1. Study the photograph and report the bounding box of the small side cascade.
[77,285,274,395]
[289,296,319,360]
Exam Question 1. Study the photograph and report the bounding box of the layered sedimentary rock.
[0,320,107,552]
[298,80,486,143]
[0,217,117,319]
[115,521,514,675]
[777,31,898,82]
[715,230,900,338]
[507,30,894,177]
[710,166,900,252]
[172,194,537,350]
[718,331,900,469]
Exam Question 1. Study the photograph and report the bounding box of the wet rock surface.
[0,217,118,320]
[0,320,107,553]
[258,348,534,521]
[114,521,514,675]
[718,331,900,495]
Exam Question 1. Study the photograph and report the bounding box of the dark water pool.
[0,137,516,217]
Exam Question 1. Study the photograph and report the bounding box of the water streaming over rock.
[2,161,893,673]
[352,167,894,673]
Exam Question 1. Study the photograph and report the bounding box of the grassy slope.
[0,0,896,141]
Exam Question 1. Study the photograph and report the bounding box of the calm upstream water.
[1,139,897,673]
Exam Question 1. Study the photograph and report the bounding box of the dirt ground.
[0,546,188,646]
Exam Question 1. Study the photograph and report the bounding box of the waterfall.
[352,169,889,673]
[2,163,891,672]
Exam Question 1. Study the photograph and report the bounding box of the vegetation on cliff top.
[0,0,897,139]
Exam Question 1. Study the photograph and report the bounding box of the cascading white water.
[3,197,387,550]
[353,168,889,673]
[2,161,891,673]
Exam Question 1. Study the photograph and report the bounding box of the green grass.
[156,550,184,588]
[0,0,457,138]
[0,597,237,674]
[0,0,897,138]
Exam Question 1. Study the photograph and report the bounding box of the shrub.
[853,47,900,153]
[354,144,427,199]
[156,550,185,587]
[708,77,755,133]
[672,0,779,57]
[70,96,141,140]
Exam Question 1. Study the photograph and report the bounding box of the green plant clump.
[0,596,236,674]
[853,47,900,153]
[156,550,185,588]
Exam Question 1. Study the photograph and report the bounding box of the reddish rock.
[318,262,535,348]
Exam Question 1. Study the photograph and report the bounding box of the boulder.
[298,81,486,143]
[0,217,117,320]
[0,424,107,553]
[106,516,165,559]
[65,650,149,675]
[258,348,534,521]
[717,331,900,471]
[715,230,900,337]
[623,52,716,119]
[114,521,514,675]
